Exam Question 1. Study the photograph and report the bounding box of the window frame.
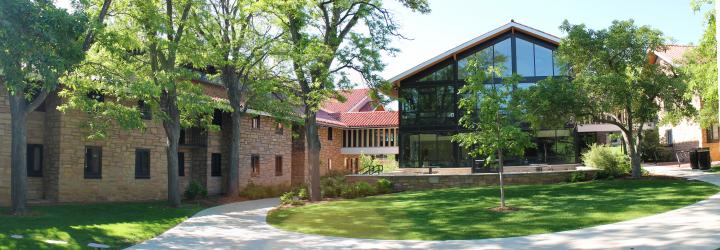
[135,148,151,179]
[138,100,152,120]
[27,144,43,177]
[178,152,185,176]
[276,122,284,135]
[252,116,261,129]
[84,146,103,179]
[327,127,333,140]
[706,126,720,143]
[275,155,283,176]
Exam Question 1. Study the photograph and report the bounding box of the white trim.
[341,147,399,155]
[653,52,677,67]
[348,96,369,112]
[388,22,561,83]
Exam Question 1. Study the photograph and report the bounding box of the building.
[388,21,617,170]
[0,83,397,206]
[652,45,720,161]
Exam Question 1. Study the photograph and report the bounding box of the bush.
[355,182,377,197]
[280,190,306,206]
[582,144,631,179]
[184,180,208,200]
[569,172,589,183]
[240,183,288,200]
[320,173,346,198]
[376,178,393,194]
[297,187,309,200]
[340,184,358,199]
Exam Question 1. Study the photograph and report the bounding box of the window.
[401,86,455,126]
[27,144,43,177]
[516,38,535,77]
[212,109,223,127]
[534,45,553,76]
[666,129,674,145]
[275,155,283,176]
[138,100,152,120]
[516,37,558,77]
[251,154,260,177]
[178,152,185,176]
[276,122,284,135]
[84,146,102,179]
[327,159,332,171]
[327,127,333,140]
[706,126,720,142]
[135,149,151,179]
[418,63,453,82]
[493,38,512,77]
[252,116,260,129]
[211,153,222,177]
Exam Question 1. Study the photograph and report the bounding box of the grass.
[710,165,720,172]
[268,178,719,240]
[0,201,203,249]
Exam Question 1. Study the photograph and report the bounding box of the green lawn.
[0,202,203,249]
[268,179,719,240]
[711,165,720,172]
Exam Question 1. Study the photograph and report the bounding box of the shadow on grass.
[267,179,720,240]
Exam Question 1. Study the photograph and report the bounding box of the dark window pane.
[138,100,152,120]
[400,88,418,125]
[84,146,102,179]
[553,51,566,76]
[252,116,260,129]
[494,38,512,77]
[327,127,333,140]
[418,64,453,81]
[135,149,151,179]
[251,154,260,177]
[459,47,493,79]
[27,144,43,177]
[535,44,553,76]
[211,153,222,177]
[178,152,185,176]
[275,155,283,176]
[276,123,284,135]
[212,109,223,127]
[516,38,534,77]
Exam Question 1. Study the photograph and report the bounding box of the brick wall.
[346,170,599,192]
[291,125,347,187]
[238,115,292,189]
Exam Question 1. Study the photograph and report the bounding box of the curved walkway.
[129,166,720,250]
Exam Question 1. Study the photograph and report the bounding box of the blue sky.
[380,0,709,80]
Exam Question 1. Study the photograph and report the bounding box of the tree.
[452,55,533,209]
[193,0,296,196]
[526,20,694,178]
[60,0,227,207]
[0,0,111,214]
[273,0,429,202]
[685,0,718,128]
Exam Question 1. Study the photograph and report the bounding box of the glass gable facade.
[398,31,575,168]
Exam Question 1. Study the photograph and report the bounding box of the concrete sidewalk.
[129,166,720,250]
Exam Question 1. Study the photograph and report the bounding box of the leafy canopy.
[683,0,717,128]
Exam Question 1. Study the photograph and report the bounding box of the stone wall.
[346,169,599,192]
[291,125,347,187]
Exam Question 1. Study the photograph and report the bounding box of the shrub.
[297,187,309,200]
[569,172,588,183]
[240,183,288,200]
[376,178,393,194]
[280,191,295,205]
[184,180,208,200]
[320,174,346,198]
[355,182,376,197]
[340,184,359,199]
[582,144,631,179]
[380,155,399,173]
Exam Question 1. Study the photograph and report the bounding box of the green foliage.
[320,174,346,198]
[381,155,399,173]
[240,183,289,200]
[452,54,534,165]
[683,0,718,128]
[340,184,359,199]
[355,182,377,197]
[568,172,591,183]
[280,189,307,206]
[582,144,631,179]
[375,178,393,194]
[184,180,208,200]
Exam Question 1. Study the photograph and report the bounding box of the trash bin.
[689,149,699,169]
[697,148,711,170]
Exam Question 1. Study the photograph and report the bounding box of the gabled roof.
[388,20,561,84]
[653,45,694,67]
[315,88,398,128]
[339,111,398,128]
[321,89,371,113]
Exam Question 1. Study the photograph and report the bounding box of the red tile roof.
[321,89,370,113]
[654,45,694,66]
[339,111,398,127]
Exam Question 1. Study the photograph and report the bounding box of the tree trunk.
[162,92,182,207]
[224,66,243,197]
[620,129,642,178]
[498,148,505,209]
[9,91,28,214]
[305,111,322,202]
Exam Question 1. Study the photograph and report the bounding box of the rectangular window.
[27,144,43,177]
[706,126,720,142]
[211,153,222,177]
[251,154,260,177]
[275,155,283,176]
[138,100,152,120]
[135,149,151,179]
[84,146,102,179]
[327,127,333,140]
[178,152,185,176]
[252,116,260,129]
[212,109,223,127]
[666,129,674,145]
[516,37,535,77]
[276,122,284,135]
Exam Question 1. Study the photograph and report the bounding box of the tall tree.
[452,56,533,209]
[273,0,429,201]
[686,0,718,128]
[61,0,222,207]
[194,0,296,196]
[0,0,111,214]
[526,20,694,178]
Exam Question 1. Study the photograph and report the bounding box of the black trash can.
[697,148,711,170]
[689,149,699,169]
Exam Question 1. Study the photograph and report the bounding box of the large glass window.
[401,132,456,167]
[516,38,535,77]
[459,38,512,79]
[535,45,553,76]
[418,63,453,82]
[84,146,102,179]
[400,86,454,125]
